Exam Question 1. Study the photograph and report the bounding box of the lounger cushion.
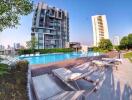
[102,58,122,63]
[52,68,82,81]
[68,73,82,80]
[92,60,103,65]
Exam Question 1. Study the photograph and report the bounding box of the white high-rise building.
[92,15,109,47]
[113,36,120,46]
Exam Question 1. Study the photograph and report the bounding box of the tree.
[120,36,128,49]
[98,39,113,50]
[114,45,120,51]
[128,33,132,49]
[0,0,33,31]
[26,36,38,50]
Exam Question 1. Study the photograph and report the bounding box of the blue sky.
[0,0,132,47]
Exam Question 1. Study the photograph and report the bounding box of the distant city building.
[0,44,5,50]
[31,2,69,49]
[113,36,120,46]
[0,45,5,55]
[7,45,12,50]
[92,15,109,47]
[14,43,21,49]
[5,45,14,55]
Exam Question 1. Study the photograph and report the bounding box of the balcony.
[44,32,56,35]
[45,40,55,45]
[51,40,55,44]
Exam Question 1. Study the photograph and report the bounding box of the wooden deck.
[31,55,132,100]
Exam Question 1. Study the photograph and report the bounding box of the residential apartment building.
[31,2,69,49]
[14,43,21,49]
[113,36,120,46]
[92,15,109,46]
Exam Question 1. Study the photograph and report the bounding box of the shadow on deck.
[85,67,132,100]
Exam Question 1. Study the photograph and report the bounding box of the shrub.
[18,48,74,55]
[16,60,29,71]
[18,49,34,54]
[0,64,9,76]
[0,60,29,99]
[92,47,109,53]
[114,46,120,51]
[92,47,99,51]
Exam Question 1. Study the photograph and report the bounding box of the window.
[45,29,50,33]
[38,34,43,40]
[39,40,43,44]
[51,9,55,16]
[38,29,43,32]
[58,11,61,18]
[41,9,45,15]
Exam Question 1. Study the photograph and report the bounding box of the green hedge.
[18,48,74,55]
[92,47,109,53]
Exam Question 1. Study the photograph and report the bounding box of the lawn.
[124,52,132,62]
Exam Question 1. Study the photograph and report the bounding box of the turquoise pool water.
[19,52,100,65]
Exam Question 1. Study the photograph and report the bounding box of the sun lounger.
[32,74,63,100]
[52,67,95,81]
[35,52,40,56]
[84,69,105,85]
[52,68,82,90]
[30,54,34,56]
[0,60,16,67]
[0,55,6,59]
[0,60,11,65]
[5,57,19,62]
[20,55,24,57]
[0,57,19,67]
[71,65,99,78]
[52,66,100,90]
[71,63,105,90]
[32,74,97,100]
[102,58,122,64]
[25,54,30,57]
[92,60,114,67]
[92,60,119,70]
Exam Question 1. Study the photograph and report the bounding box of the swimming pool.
[19,52,100,65]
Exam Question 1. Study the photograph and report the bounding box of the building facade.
[31,2,69,49]
[92,15,109,47]
[113,36,120,46]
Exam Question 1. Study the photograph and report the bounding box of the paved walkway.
[86,58,132,100]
